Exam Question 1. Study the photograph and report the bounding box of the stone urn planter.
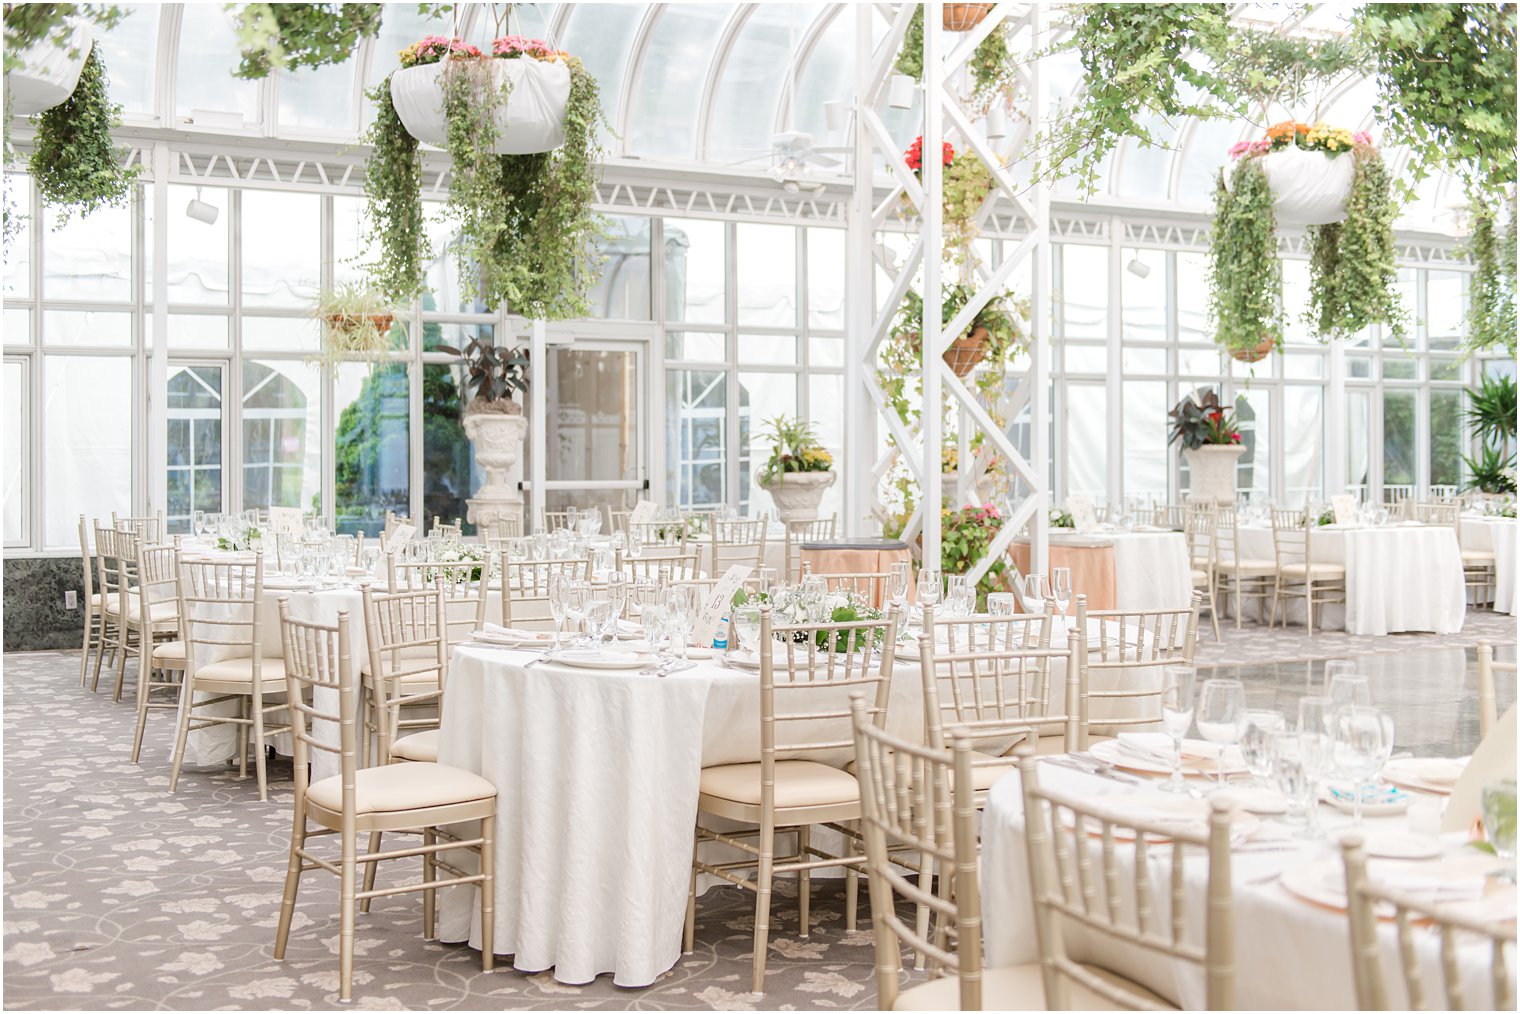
[7,21,93,116]
[390,57,571,154]
[462,405,528,530]
[758,470,836,523]
[1183,444,1246,504]
[1259,146,1355,227]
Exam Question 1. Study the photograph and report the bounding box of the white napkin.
[1117,732,1221,761]
[1393,757,1467,786]
[1374,870,1486,901]
[478,623,552,642]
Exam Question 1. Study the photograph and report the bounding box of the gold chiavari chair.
[273,603,496,1003]
[430,515,463,540]
[1416,502,1497,607]
[77,516,107,688]
[90,521,128,693]
[171,552,288,801]
[1019,747,1237,1010]
[628,520,690,559]
[618,548,701,583]
[1184,504,1222,641]
[360,582,449,767]
[498,557,590,630]
[709,515,768,575]
[606,505,633,534]
[112,510,165,543]
[482,515,524,540]
[1341,833,1514,1011]
[684,603,901,994]
[784,514,837,582]
[1477,642,1514,741]
[106,527,161,702]
[1072,593,1201,749]
[385,555,489,647]
[800,563,890,608]
[1269,507,1346,634]
[129,544,187,763]
[1214,508,1275,628]
[541,509,574,532]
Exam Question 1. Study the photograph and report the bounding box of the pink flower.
[1228,140,1253,159]
[1353,131,1372,147]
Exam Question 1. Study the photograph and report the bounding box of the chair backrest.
[383,509,407,538]
[430,516,463,540]
[482,515,523,540]
[112,510,164,543]
[756,603,899,791]
[801,565,890,606]
[850,695,981,1009]
[1477,642,1514,741]
[1134,504,1183,530]
[1018,748,1236,1010]
[710,516,768,572]
[1411,502,1460,527]
[385,556,487,645]
[498,557,590,629]
[628,520,688,551]
[178,552,266,681]
[133,544,181,627]
[1270,507,1309,568]
[93,522,128,606]
[1184,505,1219,570]
[77,515,97,602]
[278,602,358,822]
[1214,508,1244,568]
[606,506,632,534]
[1072,593,1201,747]
[541,509,573,532]
[361,583,448,758]
[1341,833,1515,1011]
[784,514,837,581]
[918,605,1077,756]
[618,549,701,583]
[1382,484,1415,506]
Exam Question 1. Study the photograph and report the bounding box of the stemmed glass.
[1269,730,1316,835]
[668,584,700,669]
[887,562,910,617]
[1298,695,1335,836]
[605,573,630,641]
[1326,664,1372,714]
[945,575,972,616]
[1023,573,1049,616]
[1051,567,1072,625]
[626,527,644,559]
[1482,780,1518,882]
[917,569,942,610]
[733,602,763,654]
[547,572,572,651]
[562,580,592,648]
[1239,710,1286,789]
[1196,679,1245,789]
[193,510,208,539]
[1332,706,1394,827]
[1159,665,1197,794]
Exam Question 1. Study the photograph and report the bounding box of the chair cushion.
[1219,557,1278,575]
[1462,550,1496,564]
[1281,562,1346,579]
[390,730,440,763]
[193,655,287,684]
[89,592,104,608]
[306,761,496,815]
[700,760,859,809]
[151,639,186,664]
[107,599,179,625]
[1190,569,1210,585]
[892,961,1174,1011]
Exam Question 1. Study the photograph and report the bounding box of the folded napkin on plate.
[1373,870,1487,901]
[478,623,552,642]
[1391,757,1467,786]
[1117,732,1221,761]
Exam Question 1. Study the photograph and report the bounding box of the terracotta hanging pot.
[943,3,994,31]
[1230,336,1276,364]
[907,326,992,378]
[323,313,395,336]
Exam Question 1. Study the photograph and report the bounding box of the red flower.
[1230,433,1241,443]
[904,136,955,174]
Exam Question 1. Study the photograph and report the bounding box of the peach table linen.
[1009,541,1118,609]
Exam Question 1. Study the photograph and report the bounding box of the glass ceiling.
[93,2,1463,226]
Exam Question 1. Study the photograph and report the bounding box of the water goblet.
[1332,706,1394,827]
[917,569,942,609]
[1051,567,1072,623]
[946,576,970,616]
[1327,668,1372,714]
[733,603,763,654]
[1022,573,1049,616]
[1159,665,1197,794]
[1239,709,1286,788]
[1196,678,1245,789]
[1481,779,1517,881]
[1269,730,1316,834]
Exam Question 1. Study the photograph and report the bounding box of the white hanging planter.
[1259,145,1356,227]
[6,21,93,117]
[389,56,571,154]
[887,73,917,110]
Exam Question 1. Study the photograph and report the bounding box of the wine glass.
[1196,679,1245,789]
[1327,668,1372,714]
[1482,780,1517,882]
[547,572,572,650]
[1159,665,1197,795]
[917,569,942,609]
[1239,710,1286,788]
[887,565,909,616]
[1022,573,1048,616]
[733,603,763,654]
[1269,730,1316,835]
[945,575,971,616]
[670,584,700,666]
[192,510,207,538]
[562,580,592,648]
[1332,706,1394,826]
[1051,567,1072,624]
[626,527,644,559]
[583,598,614,650]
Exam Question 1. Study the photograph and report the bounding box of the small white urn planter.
[1259,146,1355,227]
[758,470,836,523]
[463,408,528,530]
[389,57,571,154]
[6,21,93,116]
[1183,444,1246,505]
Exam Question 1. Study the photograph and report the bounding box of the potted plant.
[886,284,1024,383]
[363,33,605,317]
[5,18,92,114]
[942,3,994,31]
[1169,391,1245,504]
[434,336,531,530]
[1461,373,1518,496]
[755,415,836,522]
[1464,197,1517,357]
[311,281,401,370]
[895,6,1017,113]
[901,136,993,257]
[940,504,1012,609]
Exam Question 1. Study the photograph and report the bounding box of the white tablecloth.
[1110,531,1194,611]
[980,763,1509,1010]
[1461,517,1518,615]
[1235,524,1466,635]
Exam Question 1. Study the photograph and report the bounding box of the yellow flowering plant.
[757,415,833,485]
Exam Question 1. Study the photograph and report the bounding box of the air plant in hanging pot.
[310,281,402,371]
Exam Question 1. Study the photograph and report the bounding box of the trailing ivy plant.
[880,284,1027,426]
[1208,157,1282,359]
[362,75,428,304]
[1213,27,1367,124]
[1352,4,1517,193]
[27,45,138,221]
[1464,197,1517,357]
[1304,147,1405,339]
[894,5,1018,113]
[232,2,384,79]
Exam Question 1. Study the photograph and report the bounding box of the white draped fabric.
[1111,531,1194,610]
[1461,516,1518,615]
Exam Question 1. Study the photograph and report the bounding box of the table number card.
[385,524,416,554]
[629,499,658,526]
[1331,494,1357,525]
[1066,495,1097,533]
[268,506,303,537]
[697,564,752,645]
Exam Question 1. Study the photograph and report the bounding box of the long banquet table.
[1233,522,1466,635]
[980,762,1512,1010]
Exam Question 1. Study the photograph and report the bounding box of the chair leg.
[1305,580,1315,635]
[252,697,269,802]
[422,828,436,939]
[168,677,196,794]
[912,844,934,970]
[274,817,306,959]
[479,815,496,972]
[360,832,383,913]
[131,659,153,764]
[750,822,775,994]
[339,850,357,1003]
[844,820,859,933]
[683,830,699,953]
[112,624,131,702]
[797,825,811,939]
[236,698,249,781]
[79,608,94,687]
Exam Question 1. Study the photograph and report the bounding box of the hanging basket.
[1230,337,1276,364]
[907,326,992,378]
[1259,146,1356,227]
[323,313,394,336]
[943,3,994,30]
[5,21,92,116]
[389,57,571,154]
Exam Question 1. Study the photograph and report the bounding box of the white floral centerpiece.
[216,523,264,552]
[426,540,487,583]
[754,587,885,649]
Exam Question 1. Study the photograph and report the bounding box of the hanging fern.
[28,45,138,220]
[1465,196,1518,356]
[361,75,429,304]
[1303,147,1405,339]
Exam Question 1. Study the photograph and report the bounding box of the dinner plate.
[722,649,784,670]
[1319,784,1410,817]
[264,577,316,591]
[1071,794,1260,843]
[1091,737,1247,777]
[1282,854,1499,915]
[1382,757,1467,796]
[554,650,650,670]
[1330,829,1441,860]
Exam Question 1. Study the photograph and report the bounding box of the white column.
[147,142,169,519]
[845,3,876,537]
[921,3,944,568]
[529,319,548,528]
[1028,5,1050,578]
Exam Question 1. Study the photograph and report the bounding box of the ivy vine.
[1304,148,1405,339]
[1465,197,1518,356]
[232,3,384,79]
[27,45,138,221]
[1208,157,1282,358]
[362,76,429,304]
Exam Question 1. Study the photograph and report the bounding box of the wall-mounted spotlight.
[1125,257,1151,279]
[887,73,916,110]
[823,100,849,132]
[185,187,219,225]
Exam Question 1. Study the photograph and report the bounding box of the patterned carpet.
[1194,606,1517,667]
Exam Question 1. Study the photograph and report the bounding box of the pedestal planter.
[462,410,528,530]
[1183,444,1246,504]
[389,57,571,154]
[6,21,92,116]
[758,470,836,522]
[1260,146,1355,227]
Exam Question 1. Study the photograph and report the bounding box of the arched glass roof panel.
[625,4,736,160]
[789,6,861,146]
[1175,119,1244,201]
[560,2,647,150]
[175,3,261,125]
[278,54,358,133]
[97,4,160,116]
[707,5,810,164]
[1114,116,1183,199]
[365,3,450,91]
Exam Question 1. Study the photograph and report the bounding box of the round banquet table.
[1460,515,1517,615]
[1010,530,1193,612]
[1233,522,1466,635]
[430,625,1174,987]
[979,762,1510,1010]
[798,538,913,605]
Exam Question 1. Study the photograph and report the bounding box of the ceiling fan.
[724,132,850,191]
